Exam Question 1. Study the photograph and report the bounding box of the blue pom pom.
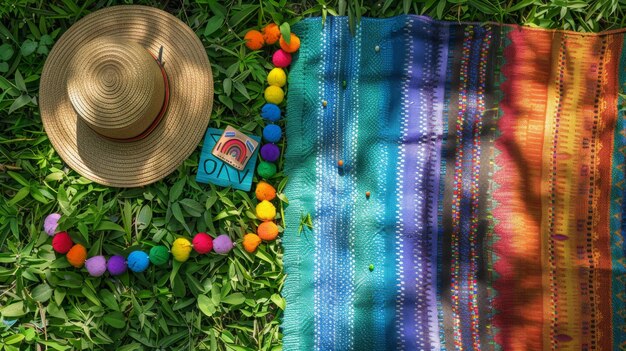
[261,104,281,122]
[127,251,150,273]
[263,124,282,143]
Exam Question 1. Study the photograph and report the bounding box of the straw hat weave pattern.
[40,5,213,187]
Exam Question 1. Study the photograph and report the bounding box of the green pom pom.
[257,161,277,178]
[149,245,170,266]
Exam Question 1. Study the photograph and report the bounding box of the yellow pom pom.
[264,86,284,105]
[256,200,276,221]
[171,238,192,262]
[267,68,287,87]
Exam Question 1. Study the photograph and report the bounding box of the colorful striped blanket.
[282,16,626,351]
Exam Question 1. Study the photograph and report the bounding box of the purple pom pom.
[213,234,233,254]
[85,255,107,277]
[107,255,127,276]
[44,213,61,236]
[260,143,280,162]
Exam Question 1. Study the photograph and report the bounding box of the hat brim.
[40,5,213,187]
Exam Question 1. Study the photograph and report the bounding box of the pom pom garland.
[107,255,127,276]
[243,234,262,253]
[47,226,241,279]
[192,233,213,254]
[262,23,281,45]
[149,246,170,266]
[85,255,107,277]
[256,200,276,221]
[260,143,280,162]
[171,238,193,262]
[66,244,87,268]
[261,104,281,122]
[257,161,277,178]
[263,124,282,143]
[272,49,292,68]
[244,30,264,50]
[264,86,284,104]
[279,33,301,53]
[267,68,287,87]
[255,181,276,201]
[213,235,234,254]
[52,231,74,254]
[44,213,61,236]
[127,251,150,273]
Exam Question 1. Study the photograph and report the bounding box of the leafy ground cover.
[1,0,625,350]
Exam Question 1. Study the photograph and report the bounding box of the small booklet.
[196,127,260,191]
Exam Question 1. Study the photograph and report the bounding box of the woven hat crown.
[66,37,165,139]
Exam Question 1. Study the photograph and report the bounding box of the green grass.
[1,0,626,350]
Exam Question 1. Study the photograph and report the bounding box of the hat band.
[102,53,170,143]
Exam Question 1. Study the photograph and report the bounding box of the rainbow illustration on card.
[212,126,259,170]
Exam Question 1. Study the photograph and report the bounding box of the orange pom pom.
[66,244,87,268]
[243,233,262,253]
[262,23,281,45]
[244,30,265,50]
[258,221,279,241]
[255,181,276,201]
[279,33,300,53]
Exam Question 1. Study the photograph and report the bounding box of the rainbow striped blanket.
[282,16,626,351]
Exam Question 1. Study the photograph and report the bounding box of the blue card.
[196,128,259,191]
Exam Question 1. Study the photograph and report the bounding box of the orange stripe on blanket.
[493,28,552,351]
[495,29,621,351]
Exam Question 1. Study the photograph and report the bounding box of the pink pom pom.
[192,232,213,254]
[272,49,292,68]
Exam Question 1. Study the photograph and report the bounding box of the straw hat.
[40,5,213,187]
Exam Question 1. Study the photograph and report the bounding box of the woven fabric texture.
[283,15,626,351]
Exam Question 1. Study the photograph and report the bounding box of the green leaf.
[0,61,8,72]
[7,171,29,187]
[0,43,14,61]
[179,198,204,217]
[8,187,29,205]
[197,295,215,317]
[270,293,285,310]
[223,77,232,96]
[137,205,152,230]
[103,311,126,329]
[99,289,120,311]
[171,202,185,225]
[228,4,259,28]
[279,22,291,44]
[9,95,32,114]
[31,283,53,302]
[221,292,245,305]
[20,39,38,56]
[95,221,125,232]
[4,334,25,345]
[37,44,49,55]
[204,15,224,37]
[1,301,27,317]
[436,0,446,19]
[40,34,53,46]
[507,0,536,12]
[14,70,26,91]
[169,178,185,202]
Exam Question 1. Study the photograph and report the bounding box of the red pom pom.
[192,232,213,254]
[52,231,73,254]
